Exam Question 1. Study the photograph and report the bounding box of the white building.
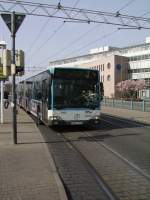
[120,37,150,98]
[49,37,150,98]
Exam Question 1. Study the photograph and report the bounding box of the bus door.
[42,79,48,123]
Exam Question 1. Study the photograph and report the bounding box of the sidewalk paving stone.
[0,107,67,200]
[102,106,150,125]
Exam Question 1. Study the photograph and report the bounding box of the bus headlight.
[92,115,100,119]
[49,116,62,121]
[92,115,101,123]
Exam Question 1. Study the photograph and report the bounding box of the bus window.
[100,82,104,100]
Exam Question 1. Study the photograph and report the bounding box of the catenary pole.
[0,81,3,123]
[0,41,6,124]
[11,11,17,144]
[1,12,25,144]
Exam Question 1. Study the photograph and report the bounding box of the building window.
[107,62,111,69]
[107,75,111,81]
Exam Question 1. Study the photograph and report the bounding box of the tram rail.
[34,113,150,200]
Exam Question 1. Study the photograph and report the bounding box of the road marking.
[102,114,150,128]
[99,142,150,180]
[85,129,150,181]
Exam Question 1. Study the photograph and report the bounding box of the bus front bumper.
[48,118,101,126]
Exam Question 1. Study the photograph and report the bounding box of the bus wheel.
[4,100,9,109]
[36,107,42,125]
[36,112,40,125]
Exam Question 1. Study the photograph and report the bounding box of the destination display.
[0,65,7,81]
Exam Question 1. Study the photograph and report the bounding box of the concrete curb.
[33,123,68,200]
[42,142,68,200]
[102,112,150,126]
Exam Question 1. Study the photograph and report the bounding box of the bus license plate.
[71,122,83,125]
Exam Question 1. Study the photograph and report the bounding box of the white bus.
[17,66,103,126]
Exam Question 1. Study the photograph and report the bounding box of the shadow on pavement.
[78,133,140,142]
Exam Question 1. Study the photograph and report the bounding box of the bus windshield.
[53,69,99,109]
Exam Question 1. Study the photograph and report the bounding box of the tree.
[116,79,145,99]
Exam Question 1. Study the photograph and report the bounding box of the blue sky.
[0,0,150,72]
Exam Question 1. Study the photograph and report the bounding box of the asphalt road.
[38,114,150,200]
[98,114,150,176]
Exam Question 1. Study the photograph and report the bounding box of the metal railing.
[101,98,150,112]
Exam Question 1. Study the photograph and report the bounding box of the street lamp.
[117,49,123,99]
[0,40,6,124]
[0,40,6,48]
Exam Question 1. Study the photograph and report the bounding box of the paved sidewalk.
[102,106,150,124]
[0,107,68,200]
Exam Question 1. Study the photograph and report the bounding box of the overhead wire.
[71,0,80,10]
[35,0,137,66]
[67,8,150,58]
[60,0,150,59]
[117,0,136,12]
[64,0,139,58]
[61,0,139,58]
[26,0,65,63]
[24,0,64,59]
[25,17,50,54]
[0,0,148,70]
[36,24,101,66]
[27,0,81,68]
[27,22,65,62]
[1,0,150,26]
[59,29,119,59]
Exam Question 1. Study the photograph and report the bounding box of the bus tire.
[4,100,9,109]
[36,105,42,125]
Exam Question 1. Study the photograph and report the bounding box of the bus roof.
[47,65,96,73]
[17,65,98,83]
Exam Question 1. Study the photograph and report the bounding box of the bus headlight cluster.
[94,116,100,120]
[92,115,100,123]
[49,116,62,121]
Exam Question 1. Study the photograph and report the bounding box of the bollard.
[112,98,114,107]
[131,99,133,110]
[142,100,145,112]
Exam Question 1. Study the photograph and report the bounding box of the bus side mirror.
[100,82,104,101]
[37,92,42,99]
[49,74,53,85]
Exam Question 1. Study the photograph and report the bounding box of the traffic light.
[0,56,2,66]
[16,49,24,76]
[3,49,11,76]
[1,49,25,77]
[0,58,3,79]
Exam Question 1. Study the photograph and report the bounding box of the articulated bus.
[17,66,103,126]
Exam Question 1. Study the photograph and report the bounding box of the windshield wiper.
[88,105,96,110]
[55,105,65,109]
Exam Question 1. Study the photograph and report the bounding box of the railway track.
[38,114,150,200]
[58,130,119,200]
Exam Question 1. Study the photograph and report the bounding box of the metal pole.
[121,55,123,99]
[0,80,3,124]
[0,43,5,124]
[11,11,17,144]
